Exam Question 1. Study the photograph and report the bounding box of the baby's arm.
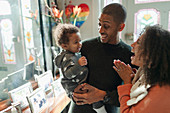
[63,56,87,79]
[61,56,88,98]
[78,56,87,66]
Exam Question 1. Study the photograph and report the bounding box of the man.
[68,3,134,113]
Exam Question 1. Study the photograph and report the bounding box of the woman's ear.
[61,44,68,50]
[119,23,125,32]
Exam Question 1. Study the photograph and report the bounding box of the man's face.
[98,14,120,44]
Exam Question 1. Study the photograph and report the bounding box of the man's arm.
[73,83,106,105]
[72,83,120,106]
[104,90,120,106]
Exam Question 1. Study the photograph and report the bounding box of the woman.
[113,25,170,113]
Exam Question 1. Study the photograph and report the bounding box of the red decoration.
[65,3,90,28]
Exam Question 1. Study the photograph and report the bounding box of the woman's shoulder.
[145,85,170,104]
[149,85,170,94]
[139,85,170,112]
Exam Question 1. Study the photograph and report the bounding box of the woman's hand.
[73,83,106,105]
[113,60,135,84]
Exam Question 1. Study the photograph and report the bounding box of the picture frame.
[23,61,35,80]
[0,103,22,113]
[51,78,66,98]
[7,68,27,91]
[36,70,54,92]
[8,82,33,109]
[26,87,47,113]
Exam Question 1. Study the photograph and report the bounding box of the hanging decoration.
[20,0,35,62]
[73,5,81,26]
[25,10,39,26]
[65,3,90,28]
[65,4,75,23]
[44,0,63,24]
[0,19,16,64]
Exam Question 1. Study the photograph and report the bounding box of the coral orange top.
[118,84,170,113]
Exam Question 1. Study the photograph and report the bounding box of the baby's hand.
[78,56,87,66]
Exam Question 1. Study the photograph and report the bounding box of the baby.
[54,24,107,113]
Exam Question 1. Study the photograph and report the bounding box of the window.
[134,9,160,41]
[104,0,121,6]
[169,11,170,31]
[0,19,16,64]
[135,0,170,4]
[0,0,44,79]
[20,0,35,62]
[0,1,11,15]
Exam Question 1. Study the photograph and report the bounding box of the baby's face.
[65,32,82,53]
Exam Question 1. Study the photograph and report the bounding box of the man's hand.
[78,56,87,66]
[73,83,106,105]
[74,84,88,94]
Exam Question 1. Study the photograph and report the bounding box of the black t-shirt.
[69,37,135,113]
[81,37,133,91]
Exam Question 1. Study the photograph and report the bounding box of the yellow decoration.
[27,38,31,43]
[4,23,8,28]
[7,59,14,61]
[7,50,11,56]
[78,12,90,17]
[26,32,31,37]
[26,32,31,43]
[29,55,34,61]
[144,14,151,20]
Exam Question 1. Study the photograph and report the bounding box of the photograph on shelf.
[8,82,33,109]
[24,61,35,80]
[7,68,27,91]
[26,87,47,113]
[36,70,54,93]
[51,79,66,98]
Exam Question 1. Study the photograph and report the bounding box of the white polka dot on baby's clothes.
[72,75,76,78]
[80,71,83,75]
[63,57,67,61]
[70,62,75,65]
[76,79,79,82]
[64,67,67,71]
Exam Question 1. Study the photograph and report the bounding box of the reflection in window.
[104,0,121,6]
[0,19,16,64]
[169,11,170,31]
[20,0,35,62]
[134,9,160,41]
[0,1,11,15]
[135,0,170,4]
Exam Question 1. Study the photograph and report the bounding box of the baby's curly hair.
[53,23,79,47]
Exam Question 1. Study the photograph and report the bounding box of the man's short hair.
[102,3,127,24]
